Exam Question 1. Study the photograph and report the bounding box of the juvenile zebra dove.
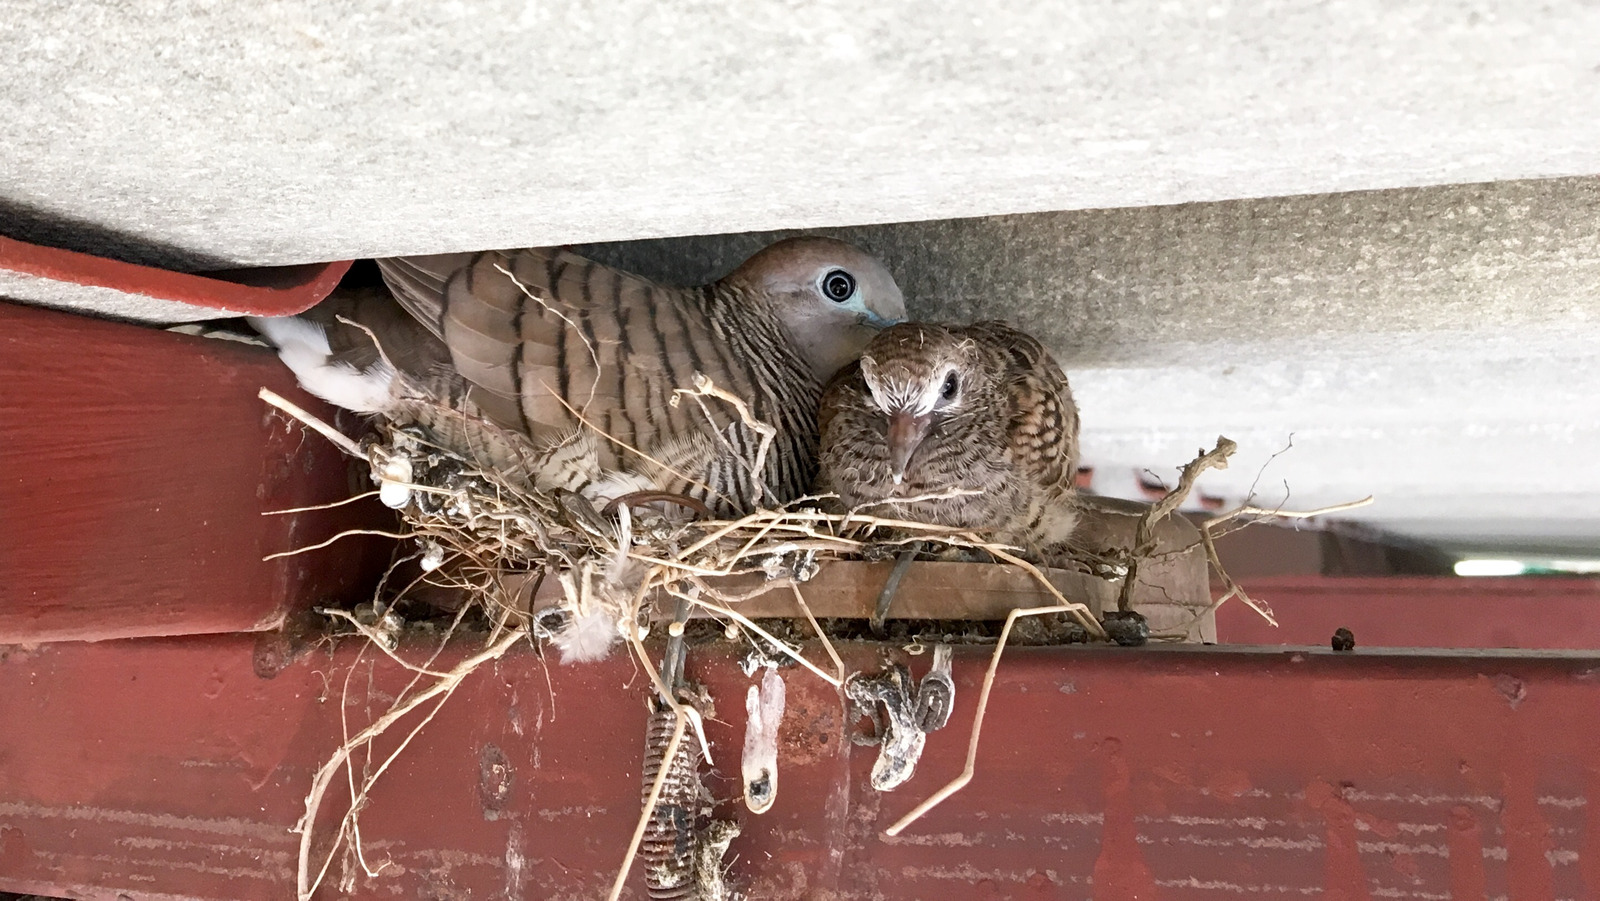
[816,320,1081,551]
[251,237,906,516]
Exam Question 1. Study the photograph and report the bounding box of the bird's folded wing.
[979,322,1080,495]
[375,253,478,340]
[306,284,453,376]
[406,248,729,453]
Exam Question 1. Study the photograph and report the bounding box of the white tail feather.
[248,316,396,415]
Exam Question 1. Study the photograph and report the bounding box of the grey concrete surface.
[4,1,1600,268]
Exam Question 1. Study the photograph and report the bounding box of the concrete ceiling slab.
[3,1,1600,266]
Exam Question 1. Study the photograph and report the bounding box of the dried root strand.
[1116,436,1237,612]
[884,603,1084,837]
[1196,494,1377,629]
[295,623,529,901]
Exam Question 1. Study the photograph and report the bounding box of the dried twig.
[841,487,985,522]
[295,625,529,901]
[677,372,779,507]
[259,388,363,457]
[790,583,845,683]
[1195,494,1376,629]
[983,545,1107,640]
[316,608,453,677]
[606,608,694,901]
[540,386,723,505]
[494,263,604,416]
[1210,495,1375,528]
[1116,436,1237,612]
[262,529,420,562]
[262,491,385,516]
[677,591,843,688]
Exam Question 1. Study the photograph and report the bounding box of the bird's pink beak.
[886,410,933,484]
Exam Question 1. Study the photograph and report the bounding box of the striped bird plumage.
[252,237,905,516]
[816,320,1081,552]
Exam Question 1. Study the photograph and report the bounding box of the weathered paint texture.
[0,234,349,321]
[1216,577,1600,650]
[2,639,1598,900]
[0,301,392,642]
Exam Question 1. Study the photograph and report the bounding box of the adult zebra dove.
[251,237,906,516]
[816,320,1081,551]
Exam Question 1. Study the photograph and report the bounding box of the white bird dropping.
[376,454,413,509]
[742,667,787,813]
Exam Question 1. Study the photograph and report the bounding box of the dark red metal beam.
[0,301,393,642]
[2,635,1597,900]
[0,235,350,318]
[1217,576,1600,650]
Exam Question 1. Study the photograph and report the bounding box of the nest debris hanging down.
[259,375,1111,901]
[258,375,1371,901]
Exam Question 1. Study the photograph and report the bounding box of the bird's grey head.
[857,323,980,483]
[724,236,907,381]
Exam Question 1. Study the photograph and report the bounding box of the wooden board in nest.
[508,495,1215,644]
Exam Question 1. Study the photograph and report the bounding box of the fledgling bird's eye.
[940,371,960,402]
[821,269,856,302]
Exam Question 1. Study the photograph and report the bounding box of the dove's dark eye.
[821,269,856,302]
[939,371,960,402]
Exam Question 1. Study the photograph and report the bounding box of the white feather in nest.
[549,505,645,664]
[552,605,623,664]
[247,315,396,415]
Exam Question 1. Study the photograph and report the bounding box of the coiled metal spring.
[640,701,706,900]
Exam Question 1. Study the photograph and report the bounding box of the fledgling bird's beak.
[886,410,933,484]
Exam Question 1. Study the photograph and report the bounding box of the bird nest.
[256,384,1359,901]
[261,381,1128,655]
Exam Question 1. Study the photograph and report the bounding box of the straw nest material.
[258,381,1365,901]
[337,392,1111,662]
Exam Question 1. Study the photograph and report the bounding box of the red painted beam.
[2,635,1597,900]
[1217,576,1600,650]
[0,234,350,317]
[0,301,393,642]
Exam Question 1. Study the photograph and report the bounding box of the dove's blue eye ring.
[821,269,856,302]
